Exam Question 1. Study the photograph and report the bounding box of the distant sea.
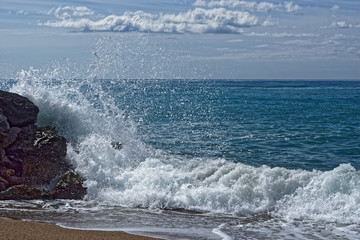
[0,78,359,240]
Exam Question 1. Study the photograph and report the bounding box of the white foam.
[276,163,360,224]
[212,224,233,240]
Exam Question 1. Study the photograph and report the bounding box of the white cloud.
[207,0,259,10]
[330,21,353,28]
[262,17,277,27]
[41,7,259,34]
[47,6,95,20]
[283,2,301,13]
[256,2,277,12]
[193,0,301,13]
[193,0,207,7]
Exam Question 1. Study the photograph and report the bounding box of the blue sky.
[1,0,360,79]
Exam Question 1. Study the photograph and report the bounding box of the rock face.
[0,90,86,200]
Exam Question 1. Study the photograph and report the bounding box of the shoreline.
[0,217,163,240]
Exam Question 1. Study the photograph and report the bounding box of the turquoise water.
[107,80,360,171]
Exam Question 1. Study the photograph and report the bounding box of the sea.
[0,60,359,239]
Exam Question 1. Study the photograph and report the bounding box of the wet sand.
[0,217,162,240]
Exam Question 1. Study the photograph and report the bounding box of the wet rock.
[0,185,50,200]
[111,141,123,150]
[0,166,15,178]
[0,110,10,131]
[0,90,39,127]
[51,170,87,199]
[0,182,5,191]
[0,127,21,149]
[0,90,87,200]
[6,124,37,154]
[8,176,26,186]
[0,149,10,164]
[21,127,69,184]
[0,175,9,185]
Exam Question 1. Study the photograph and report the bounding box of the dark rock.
[0,127,21,149]
[0,175,9,185]
[0,182,5,191]
[21,126,69,184]
[111,141,123,150]
[8,176,26,186]
[51,170,87,199]
[0,149,10,163]
[5,125,37,154]
[0,109,10,131]
[0,90,39,127]
[0,166,15,178]
[0,90,87,200]
[0,185,50,200]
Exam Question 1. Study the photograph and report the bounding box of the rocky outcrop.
[0,90,86,200]
[0,90,39,127]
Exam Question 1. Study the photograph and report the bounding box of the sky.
[1,0,360,80]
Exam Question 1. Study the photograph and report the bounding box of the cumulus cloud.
[193,0,301,13]
[47,6,95,19]
[41,7,259,34]
[283,2,301,13]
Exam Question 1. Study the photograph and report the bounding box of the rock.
[0,149,10,164]
[51,170,87,199]
[21,126,69,184]
[0,90,87,200]
[0,90,39,127]
[8,176,25,185]
[0,109,10,131]
[0,127,21,149]
[0,166,15,178]
[0,185,50,200]
[0,175,9,185]
[0,182,5,191]
[111,141,123,150]
[6,124,37,154]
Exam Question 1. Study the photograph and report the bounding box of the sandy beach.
[0,217,162,240]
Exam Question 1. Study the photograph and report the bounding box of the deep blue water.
[104,80,360,171]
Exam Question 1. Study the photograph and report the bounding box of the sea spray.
[11,67,151,200]
[276,164,360,224]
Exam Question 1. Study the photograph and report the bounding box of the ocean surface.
[0,73,359,239]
